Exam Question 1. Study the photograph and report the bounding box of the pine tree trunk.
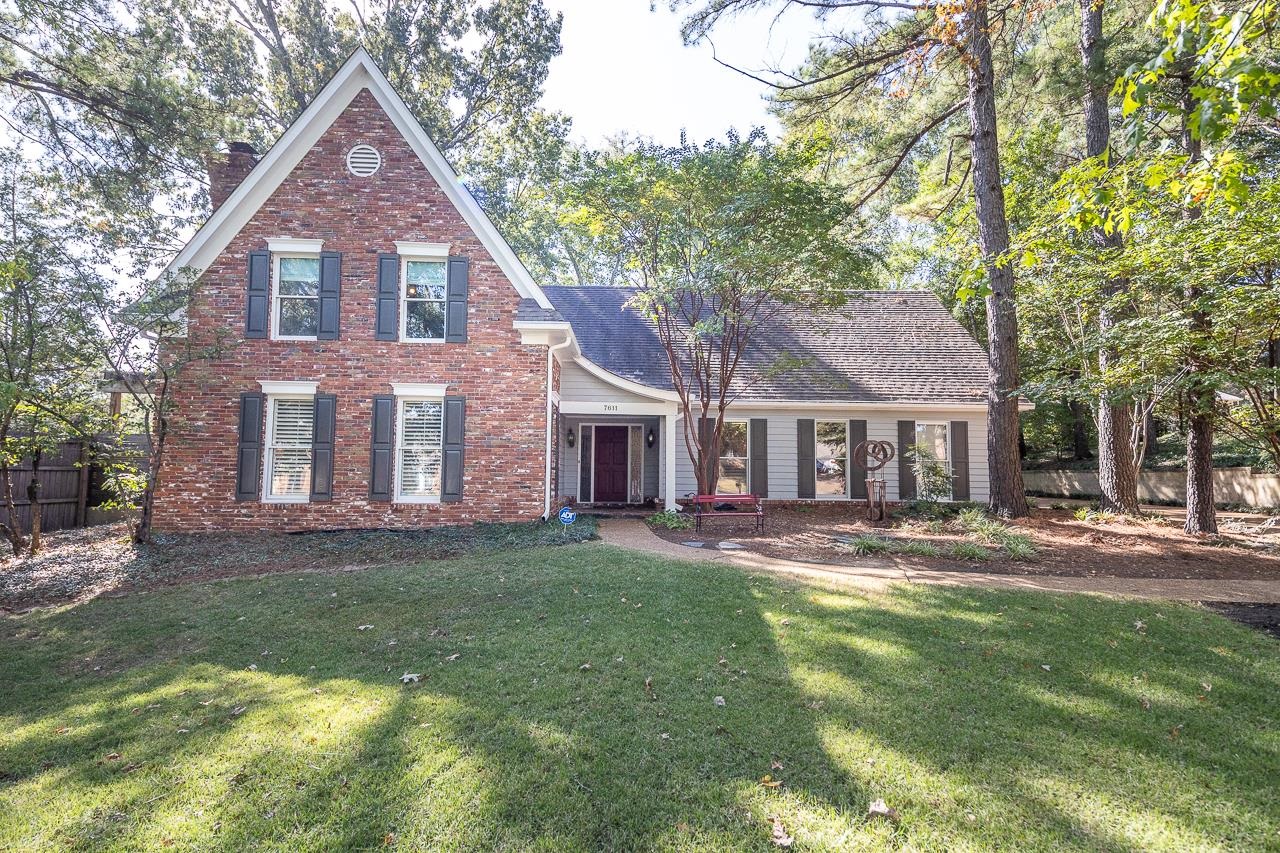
[967,0,1028,518]
[1069,400,1092,460]
[1080,0,1140,514]
[1180,91,1217,534]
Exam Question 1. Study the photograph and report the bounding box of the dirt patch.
[649,504,1280,580]
[1203,603,1280,639]
[0,519,598,611]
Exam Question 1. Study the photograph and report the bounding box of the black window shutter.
[246,251,269,339]
[950,420,970,501]
[578,425,593,501]
[375,253,399,341]
[748,418,768,498]
[797,419,815,499]
[441,395,465,502]
[849,419,868,499]
[317,252,342,340]
[310,394,336,501]
[445,256,469,343]
[898,420,917,500]
[235,392,265,500]
[369,395,394,501]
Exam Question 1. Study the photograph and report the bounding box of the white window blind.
[397,399,443,499]
[267,398,313,499]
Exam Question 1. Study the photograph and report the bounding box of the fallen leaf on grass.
[357,625,374,631]
[644,676,657,701]
[771,759,784,770]
[229,706,247,717]
[759,774,783,789]
[1200,681,1212,693]
[1040,665,1051,671]
[1139,697,1151,711]
[55,726,69,734]
[713,696,725,707]
[579,662,591,671]
[446,654,460,662]
[1168,723,1184,740]
[768,815,793,847]
[104,752,121,761]
[867,798,900,822]
[400,673,421,684]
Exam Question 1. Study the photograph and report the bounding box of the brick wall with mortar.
[153,89,549,532]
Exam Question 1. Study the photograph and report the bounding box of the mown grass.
[2,544,1278,850]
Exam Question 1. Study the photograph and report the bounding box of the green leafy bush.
[896,539,944,558]
[647,510,695,531]
[838,534,894,556]
[950,541,992,561]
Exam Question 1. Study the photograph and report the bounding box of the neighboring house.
[153,48,996,533]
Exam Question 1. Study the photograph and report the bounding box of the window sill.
[394,495,442,504]
[397,338,447,344]
[262,497,310,504]
[270,336,320,343]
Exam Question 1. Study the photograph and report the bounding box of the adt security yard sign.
[558,507,577,526]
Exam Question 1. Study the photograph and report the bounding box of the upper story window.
[268,238,325,341]
[403,259,447,341]
[395,241,450,343]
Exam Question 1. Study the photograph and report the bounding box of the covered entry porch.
[556,404,681,511]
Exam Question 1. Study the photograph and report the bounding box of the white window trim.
[813,419,850,501]
[394,394,445,504]
[914,420,955,502]
[261,392,315,504]
[271,252,322,342]
[391,382,448,398]
[394,241,449,257]
[717,419,751,496]
[398,253,450,344]
[267,237,324,254]
[259,380,318,395]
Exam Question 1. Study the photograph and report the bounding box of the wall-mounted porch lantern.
[646,427,656,448]
[566,427,576,448]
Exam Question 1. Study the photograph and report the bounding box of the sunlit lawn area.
[2,543,1277,850]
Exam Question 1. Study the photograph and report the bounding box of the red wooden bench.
[690,494,764,533]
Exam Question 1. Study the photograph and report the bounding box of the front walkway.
[597,518,1280,602]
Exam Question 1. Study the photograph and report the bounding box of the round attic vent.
[346,144,382,177]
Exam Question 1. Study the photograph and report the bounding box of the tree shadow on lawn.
[1,543,1278,849]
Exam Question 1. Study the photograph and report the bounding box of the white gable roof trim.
[166,48,553,310]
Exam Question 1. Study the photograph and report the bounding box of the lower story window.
[266,397,313,501]
[397,398,444,501]
[717,421,749,494]
[815,420,848,498]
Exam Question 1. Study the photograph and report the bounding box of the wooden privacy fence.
[0,436,149,535]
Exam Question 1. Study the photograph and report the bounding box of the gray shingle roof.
[516,298,565,323]
[543,286,989,405]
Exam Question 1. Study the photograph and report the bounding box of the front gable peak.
[169,48,553,310]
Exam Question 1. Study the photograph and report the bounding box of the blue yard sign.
[558,507,577,526]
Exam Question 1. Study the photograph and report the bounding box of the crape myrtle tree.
[564,132,873,494]
[682,0,1032,516]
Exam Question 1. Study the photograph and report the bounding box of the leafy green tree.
[564,132,874,494]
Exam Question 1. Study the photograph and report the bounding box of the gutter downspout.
[543,336,573,520]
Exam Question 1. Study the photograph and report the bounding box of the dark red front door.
[593,426,629,502]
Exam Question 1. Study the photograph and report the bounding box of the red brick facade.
[153,90,549,532]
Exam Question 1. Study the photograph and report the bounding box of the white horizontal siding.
[672,407,990,503]
[559,361,658,405]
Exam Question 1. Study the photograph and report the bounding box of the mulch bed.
[0,519,597,612]
[1203,603,1280,639]
[649,504,1280,580]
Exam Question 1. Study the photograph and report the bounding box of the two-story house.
[152,49,996,532]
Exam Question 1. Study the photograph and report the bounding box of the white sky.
[540,0,822,146]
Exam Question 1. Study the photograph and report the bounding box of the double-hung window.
[269,239,325,340]
[264,395,314,502]
[915,421,952,500]
[717,421,749,494]
[395,392,445,502]
[397,242,449,342]
[814,420,849,498]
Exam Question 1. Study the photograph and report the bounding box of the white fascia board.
[260,380,318,395]
[267,237,324,254]
[571,355,680,402]
[391,382,449,398]
[164,48,554,311]
[720,399,995,412]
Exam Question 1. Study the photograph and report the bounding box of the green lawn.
[2,544,1277,851]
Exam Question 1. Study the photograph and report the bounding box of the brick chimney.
[206,141,258,210]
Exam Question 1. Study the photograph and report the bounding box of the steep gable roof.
[545,286,991,406]
[167,48,553,310]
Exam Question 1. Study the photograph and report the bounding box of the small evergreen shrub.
[647,510,695,531]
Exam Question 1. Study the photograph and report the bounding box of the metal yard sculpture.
[852,439,895,521]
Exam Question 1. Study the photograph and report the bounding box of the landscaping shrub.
[896,539,944,558]
[646,510,695,531]
[837,534,894,556]
[950,541,992,561]
[953,508,1037,560]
